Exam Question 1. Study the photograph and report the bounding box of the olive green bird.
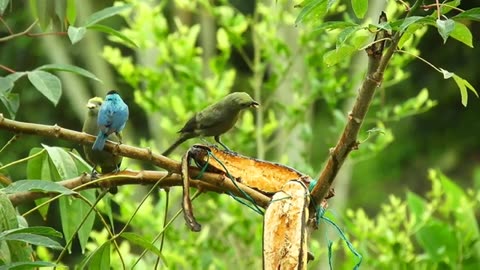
[162,92,259,156]
[82,97,122,194]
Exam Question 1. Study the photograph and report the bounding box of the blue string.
[317,206,362,270]
[309,179,317,191]
[193,153,210,179]
[327,240,334,270]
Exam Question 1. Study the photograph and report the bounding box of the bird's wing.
[97,106,114,128]
[179,104,225,134]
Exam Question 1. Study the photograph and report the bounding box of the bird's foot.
[113,162,122,173]
[91,168,100,179]
[214,136,231,152]
[218,141,231,152]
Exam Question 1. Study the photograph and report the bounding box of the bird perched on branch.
[82,97,123,194]
[92,90,129,151]
[162,92,259,156]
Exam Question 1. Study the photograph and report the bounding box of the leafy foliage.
[322,169,480,269]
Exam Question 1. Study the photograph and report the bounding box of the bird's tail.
[92,132,108,151]
[162,135,191,157]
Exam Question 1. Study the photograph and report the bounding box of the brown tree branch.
[0,115,271,207]
[310,1,423,204]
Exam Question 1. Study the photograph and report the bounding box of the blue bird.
[92,90,129,151]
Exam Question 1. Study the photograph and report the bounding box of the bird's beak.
[86,102,96,109]
[251,101,260,108]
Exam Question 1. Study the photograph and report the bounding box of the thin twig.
[0,16,13,34]
[0,149,46,171]
[0,64,16,73]
[0,135,18,154]
[0,20,38,42]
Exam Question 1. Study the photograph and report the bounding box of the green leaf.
[66,0,76,24]
[0,0,10,15]
[406,192,427,227]
[352,0,368,19]
[42,145,96,253]
[42,145,78,180]
[84,5,131,27]
[37,64,102,82]
[0,92,19,119]
[295,0,328,25]
[323,45,355,66]
[416,220,459,263]
[452,74,478,106]
[436,19,455,43]
[67,26,86,44]
[27,70,62,106]
[1,180,76,195]
[453,7,480,22]
[336,26,360,48]
[34,0,56,29]
[449,21,473,48]
[0,193,18,233]
[398,16,422,32]
[439,68,453,79]
[216,28,230,51]
[440,0,461,15]
[0,193,33,264]
[0,261,56,269]
[54,0,66,30]
[0,77,14,93]
[121,232,166,260]
[313,21,358,32]
[77,242,110,270]
[87,24,138,48]
[0,72,26,94]
[26,148,51,218]
[2,233,63,250]
[0,226,62,239]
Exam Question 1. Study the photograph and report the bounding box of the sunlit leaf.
[66,0,76,24]
[436,19,455,43]
[313,21,358,32]
[67,26,86,44]
[87,24,138,48]
[38,63,102,82]
[439,68,453,79]
[449,21,473,48]
[452,74,478,106]
[352,0,368,19]
[416,220,459,262]
[84,5,131,27]
[323,45,355,66]
[406,192,427,228]
[295,0,328,25]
